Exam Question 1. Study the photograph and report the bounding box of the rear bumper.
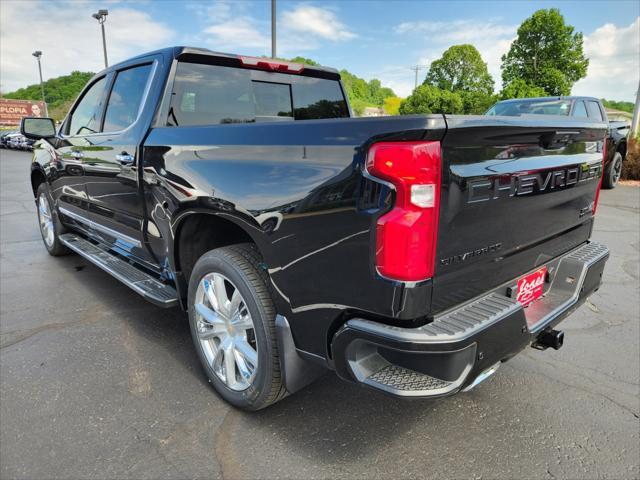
[331,241,609,398]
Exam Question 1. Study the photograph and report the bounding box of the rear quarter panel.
[142,115,445,357]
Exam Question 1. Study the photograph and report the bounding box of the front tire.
[187,244,287,410]
[36,183,69,256]
[603,151,623,189]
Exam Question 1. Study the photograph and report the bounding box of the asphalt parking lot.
[1,148,638,479]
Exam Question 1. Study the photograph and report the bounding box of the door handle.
[116,152,135,165]
[70,150,84,159]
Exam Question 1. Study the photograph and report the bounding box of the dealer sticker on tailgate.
[516,267,547,306]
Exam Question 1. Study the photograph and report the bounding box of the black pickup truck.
[487,96,628,189]
[22,47,609,410]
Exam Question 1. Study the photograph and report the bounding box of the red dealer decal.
[516,267,547,306]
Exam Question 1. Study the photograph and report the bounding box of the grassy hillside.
[4,71,95,121]
[601,99,634,114]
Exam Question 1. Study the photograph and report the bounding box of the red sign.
[0,99,46,126]
[516,267,547,306]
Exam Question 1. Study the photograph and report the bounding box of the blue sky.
[1,0,638,100]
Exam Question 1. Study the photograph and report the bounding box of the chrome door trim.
[59,206,142,248]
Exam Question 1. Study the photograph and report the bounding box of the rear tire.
[36,183,69,256]
[602,151,622,189]
[187,244,287,410]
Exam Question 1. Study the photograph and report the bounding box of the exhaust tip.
[532,328,564,350]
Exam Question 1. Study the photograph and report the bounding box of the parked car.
[486,96,627,189]
[0,130,17,148]
[22,47,609,410]
[6,133,25,150]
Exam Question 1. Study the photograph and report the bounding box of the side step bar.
[59,233,178,308]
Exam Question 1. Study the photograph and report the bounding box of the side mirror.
[20,117,56,140]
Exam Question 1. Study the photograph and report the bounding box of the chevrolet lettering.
[467,161,603,203]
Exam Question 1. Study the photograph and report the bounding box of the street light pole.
[92,9,109,68]
[32,51,48,117]
[271,0,276,58]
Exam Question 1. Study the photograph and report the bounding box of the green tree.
[383,96,403,115]
[425,44,494,94]
[339,69,396,114]
[288,56,320,66]
[424,45,495,114]
[460,91,498,115]
[499,78,547,100]
[399,84,463,115]
[501,8,588,96]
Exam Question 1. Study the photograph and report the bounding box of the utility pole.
[410,65,428,91]
[32,51,48,117]
[92,9,109,68]
[631,81,640,139]
[271,0,276,58]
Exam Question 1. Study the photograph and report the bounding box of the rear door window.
[253,81,292,121]
[292,77,349,119]
[586,101,604,121]
[572,101,588,118]
[103,64,152,132]
[167,62,348,126]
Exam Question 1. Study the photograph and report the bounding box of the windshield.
[486,99,572,116]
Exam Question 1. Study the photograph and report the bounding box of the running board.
[59,233,178,308]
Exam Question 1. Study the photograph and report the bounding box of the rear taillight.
[238,56,304,73]
[592,140,606,215]
[366,141,442,282]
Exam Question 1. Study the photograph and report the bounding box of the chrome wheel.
[38,193,54,248]
[612,154,622,184]
[194,272,258,391]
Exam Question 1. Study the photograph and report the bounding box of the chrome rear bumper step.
[59,233,178,308]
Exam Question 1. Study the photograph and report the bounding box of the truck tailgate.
[432,115,606,312]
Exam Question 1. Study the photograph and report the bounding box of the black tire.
[35,183,69,256]
[602,151,623,189]
[187,243,287,410]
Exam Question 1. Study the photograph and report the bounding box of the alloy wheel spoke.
[234,338,258,368]
[229,289,242,315]
[203,276,219,312]
[212,273,230,316]
[232,314,254,332]
[196,302,225,326]
[223,342,237,388]
[197,321,227,341]
[233,348,253,380]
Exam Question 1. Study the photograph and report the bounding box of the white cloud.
[0,1,174,93]
[199,4,356,57]
[396,19,516,41]
[572,17,639,101]
[394,19,517,94]
[186,1,233,23]
[204,17,271,50]
[281,5,356,41]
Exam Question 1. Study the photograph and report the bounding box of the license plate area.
[516,267,547,306]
